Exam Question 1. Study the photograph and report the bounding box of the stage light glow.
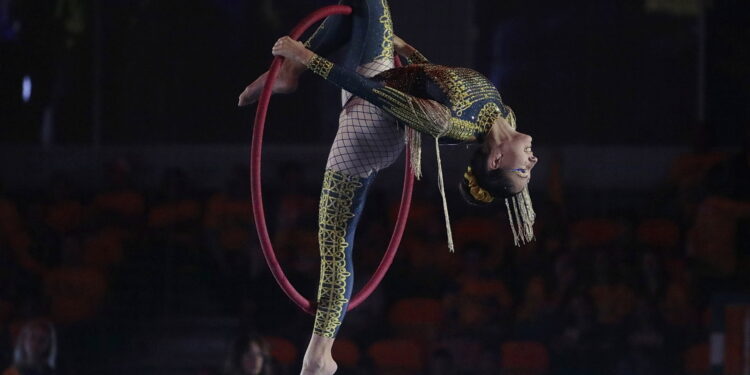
[22,75,31,103]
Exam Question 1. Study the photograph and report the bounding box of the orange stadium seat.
[684,343,709,375]
[82,228,124,268]
[368,338,425,371]
[264,336,298,365]
[45,200,83,234]
[203,193,252,228]
[725,306,747,375]
[569,218,625,248]
[636,218,680,249]
[0,199,23,236]
[389,298,444,342]
[93,190,145,217]
[332,338,361,368]
[453,216,506,248]
[388,298,443,326]
[500,341,549,374]
[147,200,201,228]
[388,297,443,340]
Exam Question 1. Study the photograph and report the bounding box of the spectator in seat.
[224,332,273,375]
[2,319,57,375]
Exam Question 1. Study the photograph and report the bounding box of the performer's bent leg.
[341,0,394,69]
[302,1,352,57]
[305,0,393,69]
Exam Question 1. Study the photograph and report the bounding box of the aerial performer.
[238,0,538,373]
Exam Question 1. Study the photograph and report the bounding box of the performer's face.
[487,132,538,192]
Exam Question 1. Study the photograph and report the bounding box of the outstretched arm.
[273,36,449,138]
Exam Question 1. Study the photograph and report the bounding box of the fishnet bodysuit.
[326,58,404,178]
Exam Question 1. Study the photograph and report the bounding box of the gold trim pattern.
[372,87,449,137]
[406,50,429,65]
[372,87,499,142]
[307,55,334,79]
[313,169,362,338]
[377,0,394,60]
[303,21,325,48]
[443,103,497,140]
[423,66,502,117]
[505,105,517,129]
[477,102,501,132]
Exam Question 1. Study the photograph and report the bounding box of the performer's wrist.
[306,54,334,78]
[299,49,316,66]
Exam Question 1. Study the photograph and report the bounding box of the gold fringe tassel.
[434,137,455,252]
[406,127,422,180]
[504,186,535,246]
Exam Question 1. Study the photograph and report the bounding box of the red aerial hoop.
[250,5,413,315]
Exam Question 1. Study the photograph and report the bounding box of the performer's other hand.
[393,35,406,50]
[392,35,416,58]
[272,36,315,65]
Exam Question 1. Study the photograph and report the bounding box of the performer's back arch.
[250,5,412,315]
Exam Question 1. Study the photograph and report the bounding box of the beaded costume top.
[307,50,511,143]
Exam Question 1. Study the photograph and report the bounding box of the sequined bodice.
[375,64,508,141]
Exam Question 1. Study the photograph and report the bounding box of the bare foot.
[300,334,337,375]
[300,357,337,375]
[237,59,305,106]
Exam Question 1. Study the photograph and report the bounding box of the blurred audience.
[687,127,750,298]
[2,319,57,375]
[224,332,273,375]
[0,139,747,375]
[666,122,727,221]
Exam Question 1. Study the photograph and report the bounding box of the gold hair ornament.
[463,167,495,203]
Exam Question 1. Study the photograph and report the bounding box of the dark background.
[1,1,749,375]
[2,0,748,145]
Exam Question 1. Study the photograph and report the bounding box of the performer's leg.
[340,0,394,69]
[314,169,373,338]
[302,1,398,375]
[303,1,353,57]
[312,0,398,333]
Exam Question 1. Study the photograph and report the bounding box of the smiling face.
[486,132,538,193]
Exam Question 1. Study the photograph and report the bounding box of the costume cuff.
[306,54,334,79]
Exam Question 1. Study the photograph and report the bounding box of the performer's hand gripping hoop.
[250,5,412,315]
